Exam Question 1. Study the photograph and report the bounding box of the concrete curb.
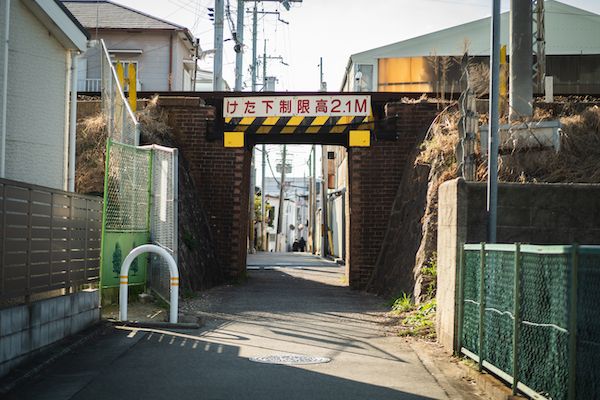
[458,363,526,400]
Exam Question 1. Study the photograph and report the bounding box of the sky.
[113,0,600,179]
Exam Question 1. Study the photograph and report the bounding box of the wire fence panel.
[104,141,151,232]
[100,40,139,147]
[460,244,600,400]
[139,145,178,298]
[575,247,600,399]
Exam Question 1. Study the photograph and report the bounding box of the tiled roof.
[61,0,187,30]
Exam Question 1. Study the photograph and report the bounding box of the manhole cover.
[249,354,331,365]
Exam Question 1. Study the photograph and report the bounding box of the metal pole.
[213,0,224,91]
[487,0,501,243]
[251,2,257,92]
[276,145,287,251]
[311,145,316,254]
[234,0,244,91]
[261,144,266,251]
[568,244,579,400]
[263,40,267,90]
[321,145,328,258]
[513,243,521,395]
[478,242,486,373]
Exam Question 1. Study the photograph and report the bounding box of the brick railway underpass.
[142,91,440,290]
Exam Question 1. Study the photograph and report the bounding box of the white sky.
[112,0,600,180]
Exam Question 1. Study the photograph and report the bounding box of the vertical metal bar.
[99,138,112,292]
[172,149,178,266]
[513,243,521,395]
[66,196,73,293]
[479,242,486,372]
[568,244,578,400]
[145,147,154,290]
[456,243,466,353]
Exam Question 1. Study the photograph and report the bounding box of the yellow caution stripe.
[224,115,374,135]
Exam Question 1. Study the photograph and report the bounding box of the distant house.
[61,0,203,92]
[341,0,600,95]
[0,0,89,190]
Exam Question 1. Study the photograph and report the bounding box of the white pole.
[68,52,81,192]
[213,0,224,91]
[1,0,10,178]
[120,245,179,323]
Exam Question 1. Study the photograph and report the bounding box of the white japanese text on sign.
[224,95,371,118]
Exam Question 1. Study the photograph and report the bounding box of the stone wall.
[437,178,600,351]
[0,290,100,378]
[360,102,440,293]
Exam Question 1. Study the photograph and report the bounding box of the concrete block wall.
[437,178,600,352]
[0,289,100,378]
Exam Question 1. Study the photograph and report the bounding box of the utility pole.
[251,1,258,92]
[311,144,316,254]
[234,0,244,91]
[213,0,224,91]
[509,0,533,120]
[488,0,501,244]
[321,145,328,258]
[261,144,266,250]
[276,145,287,252]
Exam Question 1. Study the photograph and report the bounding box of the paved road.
[3,252,484,400]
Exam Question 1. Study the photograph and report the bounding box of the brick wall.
[348,102,439,290]
[157,97,438,289]
[160,97,249,279]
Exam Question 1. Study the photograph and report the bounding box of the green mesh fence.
[104,140,151,232]
[459,244,600,400]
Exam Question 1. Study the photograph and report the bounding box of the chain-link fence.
[140,144,178,298]
[100,40,139,147]
[458,243,600,400]
[98,38,178,296]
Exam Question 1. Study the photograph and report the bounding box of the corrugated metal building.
[341,1,600,95]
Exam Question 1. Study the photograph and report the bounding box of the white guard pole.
[120,244,179,323]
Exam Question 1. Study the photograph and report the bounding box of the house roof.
[22,0,90,51]
[61,0,198,53]
[60,0,188,30]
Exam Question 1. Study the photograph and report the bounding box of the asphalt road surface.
[3,252,486,400]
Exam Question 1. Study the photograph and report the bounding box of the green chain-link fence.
[458,243,600,400]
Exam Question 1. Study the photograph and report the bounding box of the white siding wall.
[95,31,192,92]
[0,1,70,190]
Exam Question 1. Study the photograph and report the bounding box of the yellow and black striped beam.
[224,115,373,135]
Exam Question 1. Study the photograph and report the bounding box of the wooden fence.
[0,178,102,304]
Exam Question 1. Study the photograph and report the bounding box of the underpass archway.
[158,92,439,289]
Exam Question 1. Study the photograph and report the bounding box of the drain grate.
[249,354,331,365]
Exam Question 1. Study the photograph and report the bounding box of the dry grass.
[417,103,600,185]
[75,114,107,194]
[75,95,175,194]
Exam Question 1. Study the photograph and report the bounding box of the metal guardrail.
[458,243,600,400]
[0,178,102,303]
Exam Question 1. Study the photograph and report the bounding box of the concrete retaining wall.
[0,289,100,378]
[437,178,600,351]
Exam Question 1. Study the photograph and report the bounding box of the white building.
[62,0,202,92]
[0,0,89,190]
